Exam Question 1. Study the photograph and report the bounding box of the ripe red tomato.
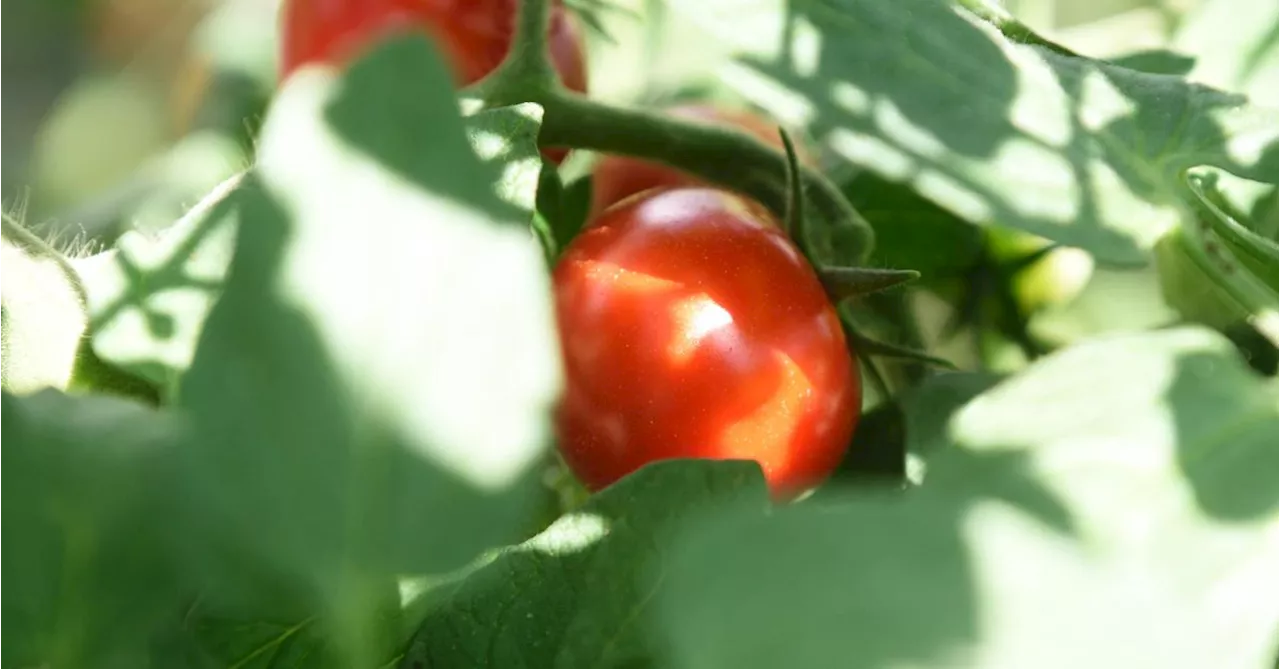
[589,105,811,218]
[279,0,588,161]
[553,187,860,499]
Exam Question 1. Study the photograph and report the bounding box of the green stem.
[529,90,875,261]
[470,0,556,98]
[466,0,875,262]
[509,0,554,77]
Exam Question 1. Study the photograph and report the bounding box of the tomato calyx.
[818,267,921,303]
[774,123,936,373]
[842,324,957,370]
[779,126,807,245]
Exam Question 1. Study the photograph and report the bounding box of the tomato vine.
[466,0,877,264]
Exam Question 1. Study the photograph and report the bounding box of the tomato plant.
[553,187,860,498]
[588,104,809,218]
[4,0,1277,667]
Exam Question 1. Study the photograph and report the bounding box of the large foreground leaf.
[2,390,183,669]
[656,327,1278,669]
[171,36,560,667]
[398,460,766,669]
[77,78,545,403]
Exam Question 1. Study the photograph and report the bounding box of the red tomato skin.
[279,0,587,162]
[589,105,811,218]
[553,188,860,499]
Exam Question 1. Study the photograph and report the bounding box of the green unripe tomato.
[987,229,1094,314]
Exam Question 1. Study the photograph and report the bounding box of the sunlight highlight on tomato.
[553,188,860,499]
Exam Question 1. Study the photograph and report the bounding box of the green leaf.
[175,35,560,667]
[1029,266,1181,347]
[672,0,1278,265]
[75,173,243,399]
[1107,49,1198,77]
[537,168,594,253]
[532,162,569,261]
[843,172,984,280]
[901,370,1003,458]
[1172,0,1278,106]
[75,102,544,402]
[657,327,1277,669]
[399,460,767,669]
[463,101,549,263]
[2,389,184,669]
[828,370,1001,487]
[1,218,89,394]
[166,586,407,669]
[934,327,1279,519]
[66,341,162,405]
[188,618,326,668]
[462,101,547,217]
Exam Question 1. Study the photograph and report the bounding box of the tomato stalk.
[468,0,559,99]
[541,90,874,261]
[468,0,876,263]
[838,311,955,371]
[819,267,921,303]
